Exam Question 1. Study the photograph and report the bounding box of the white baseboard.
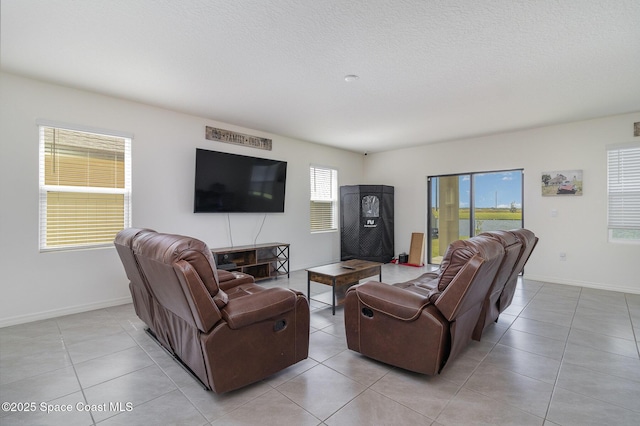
[524,274,640,295]
[0,296,133,328]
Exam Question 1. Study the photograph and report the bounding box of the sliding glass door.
[428,175,471,264]
[428,170,523,264]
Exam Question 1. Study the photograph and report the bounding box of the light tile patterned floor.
[1,263,639,425]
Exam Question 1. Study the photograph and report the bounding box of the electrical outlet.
[559,252,567,261]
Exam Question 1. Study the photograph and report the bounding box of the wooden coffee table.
[306,259,382,315]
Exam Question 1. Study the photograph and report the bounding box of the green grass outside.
[432,208,522,220]
[429,208,522,261]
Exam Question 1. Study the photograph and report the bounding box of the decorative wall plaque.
[205,126,272,150]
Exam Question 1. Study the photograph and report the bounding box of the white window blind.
[39,125,132,251]
[310,165,338,232]
[607,142,640,242]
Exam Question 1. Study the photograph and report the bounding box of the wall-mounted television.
[194,149,287,213]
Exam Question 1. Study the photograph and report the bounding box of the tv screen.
[194,149,287,213]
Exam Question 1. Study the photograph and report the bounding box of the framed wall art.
[541,170,583,196]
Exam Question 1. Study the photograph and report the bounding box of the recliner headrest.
[437,236,504,292]
[133,232,222,299]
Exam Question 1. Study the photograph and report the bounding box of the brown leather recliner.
[114,229,309,393]
[497,229,538,314]
[114,228,169,348]
[114,228,255,352]
[472,230,524,339]
[472,229,538,339]
[344,235,504,375]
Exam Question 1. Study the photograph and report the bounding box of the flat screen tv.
[194,149,287,213]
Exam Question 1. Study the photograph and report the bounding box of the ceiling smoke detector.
[344,75,359,82]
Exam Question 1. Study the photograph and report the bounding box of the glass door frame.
[427,168,525,265]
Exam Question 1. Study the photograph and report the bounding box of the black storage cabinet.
[340,185,394,263]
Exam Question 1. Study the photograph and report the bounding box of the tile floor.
[1,263,640,425]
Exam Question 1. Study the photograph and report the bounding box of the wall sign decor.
[205,126,272,150]
[541,169,583,196]
[634,122,640,137]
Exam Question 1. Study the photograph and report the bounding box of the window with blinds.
[39,125,132,251]
[310,165,338,232]
[607,142,640,243]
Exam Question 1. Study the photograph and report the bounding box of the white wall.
[364,112,640,294]
[2,71,638,326]
[0,72,363,326]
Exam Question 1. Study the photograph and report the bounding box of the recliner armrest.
[221,288,296,329]
[217,269,237,283]
[350,281,432,321]
[218,270,255,291]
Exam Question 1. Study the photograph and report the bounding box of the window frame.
[309,164,338,233]
[607,141,640,244]
[38,121,132,252]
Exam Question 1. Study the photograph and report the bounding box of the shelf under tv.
[211,242,290,282]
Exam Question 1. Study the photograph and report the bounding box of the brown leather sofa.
[472,230,523,339]
[114,228,256,351]
[472,229,538,339]
[496,229,538,315]
[344,235,504,375]
[114,228,310,393]
[114,228,167,347]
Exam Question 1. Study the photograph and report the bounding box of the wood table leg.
[332,277,336,315]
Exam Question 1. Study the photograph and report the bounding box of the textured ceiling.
[2,0,639,153]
